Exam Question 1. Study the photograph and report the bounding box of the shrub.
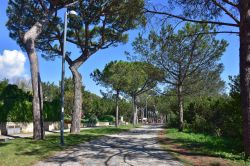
[82,115,98,127]
[99,115,115,122]
[0,84,33,122]
[184,95,242,139]
[43,99,60,122]
[166,112,179,128]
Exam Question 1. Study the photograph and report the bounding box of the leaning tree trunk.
[115,91,119,128]
[240,0,250,158]
[23,22,44,140]
[177,85,184,132]
[70,66,82,134]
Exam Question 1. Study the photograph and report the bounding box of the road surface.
[35,125,182,166]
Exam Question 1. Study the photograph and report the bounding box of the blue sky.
[0,1,239,95]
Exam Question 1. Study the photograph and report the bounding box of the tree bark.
[141,108,144,124]
[23,22,44,140]
[132,96,138,126]
[177,85,184,132]
[136,105,138,124]
[115,91,119,128]
[69,66,82,134]
[38,75,45,139]
[240,0,250,159]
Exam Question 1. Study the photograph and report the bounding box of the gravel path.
[35,125,182,166]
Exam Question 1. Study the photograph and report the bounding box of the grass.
[0,125,134,166]
[161,128,249,166]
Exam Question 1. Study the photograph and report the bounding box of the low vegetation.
[160,128,247,166]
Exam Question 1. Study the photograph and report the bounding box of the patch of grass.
[0,125,133,166]
[162,128,249,165]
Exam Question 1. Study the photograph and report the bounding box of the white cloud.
[0,50,27,79]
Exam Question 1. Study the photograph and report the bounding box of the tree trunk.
[70,66,82,134]
[23,22,44,140]
[136,105,138,124]
[177,85,184,132]
[141,108,144,124]
[240,0,250,158]
[29,49,44,139]
[38,75,45,138]
[115,91,119,128]
[132,96,137,126]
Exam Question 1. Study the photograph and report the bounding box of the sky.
[0,1,239,95]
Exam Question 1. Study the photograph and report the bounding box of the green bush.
[166,111,179,128]
[82,115,98,126]
[43,100,61,122]
[99,115,115,122]
[0,84,33,122]
[184,95,242,139]
[89,115,98,124]
[0,83,61,122]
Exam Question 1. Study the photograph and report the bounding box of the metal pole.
[60,10,68,146]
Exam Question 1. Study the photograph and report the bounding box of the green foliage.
[163,75,242,139]
[114,61,164,98]
[162,95,243,139]
[85,115,98,126]
[42,82,60,102]
[6,0,74,49]
[165,128,244,162]
[91,61,129,92]
[0,80,61,122]
[185,75,242,139]
[92,61,164,97]
[118,98,133,122]
[43,78,75,120]
[37,0,145,61]
[125,62,164,96]
[92,61,164,125]
[83,91,114,118]
[44,78,132,122]
[168,0,224,20]
[43,100,60,122]
[99,115,115,122]
[0,84,33,122]
[61,77,84,117]
[130,23,227,95]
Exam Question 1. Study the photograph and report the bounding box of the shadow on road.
[35,125,182,166]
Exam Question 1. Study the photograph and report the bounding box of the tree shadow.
[33,127,181,165]
[0,142,10,147]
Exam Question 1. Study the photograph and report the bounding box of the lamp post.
[61,9,77,146]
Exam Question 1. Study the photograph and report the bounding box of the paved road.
[35,125,182,166]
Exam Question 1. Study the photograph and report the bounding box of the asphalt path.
[35,125,182,166]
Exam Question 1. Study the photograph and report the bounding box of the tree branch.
[222,0,239,7]
[144,9,239,27]
[65,55,73,66]
[38,0,48,13]
[211,0,240,24]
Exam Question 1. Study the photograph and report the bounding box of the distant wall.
[0,122,71,135]
[96,122,110,127]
